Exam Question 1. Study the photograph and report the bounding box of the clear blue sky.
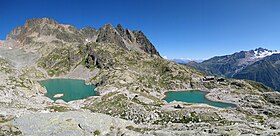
[1,0,280,59]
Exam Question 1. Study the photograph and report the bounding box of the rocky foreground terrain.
[0,18,280,135]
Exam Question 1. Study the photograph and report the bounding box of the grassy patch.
[47,106,70,112]
[246,80,272,92]
[0,115,14,123]
[93,130,100,135]
[125,125,154,133]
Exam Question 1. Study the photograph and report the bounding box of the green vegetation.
[93,130,100,135]
[101,91,119,101]
[0,58,14,74]
[37,44,85,76]
[0,125,22,135]
[153,110,222,125]
[254,115,266,125]
[7,77,33,90]
[246,80,272,92]
[20,66,46,79]
[0,115,14,123]
[47,106,70,112]
[125,125,154,133]
[81,56,87,66]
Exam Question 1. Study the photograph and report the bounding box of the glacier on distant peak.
[252,48,280,59]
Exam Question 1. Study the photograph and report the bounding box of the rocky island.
[0,18,280,135]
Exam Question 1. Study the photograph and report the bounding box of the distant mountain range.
[186,47,280,91]
[170,58,206,64]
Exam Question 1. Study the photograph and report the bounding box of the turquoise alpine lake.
[164,90,236,108]
[39,79,97,102]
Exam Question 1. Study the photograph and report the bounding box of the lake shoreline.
[163,90,236,108]
[40,79,97,102]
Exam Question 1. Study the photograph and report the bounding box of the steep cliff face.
[85,43,114,69]
[132,30,160,56]
[96,24,127,49]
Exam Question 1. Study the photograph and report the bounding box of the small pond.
[39,79,97,102]
[164,90,235,108]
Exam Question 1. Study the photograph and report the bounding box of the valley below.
[0,18,280,135]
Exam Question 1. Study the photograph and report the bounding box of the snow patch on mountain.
[252,49,280,59]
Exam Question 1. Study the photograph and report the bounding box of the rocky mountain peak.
[255,47,267,51]
[116,24,135,43]
[254,47,270,52]
[96,23,127,49]
[116,24,125,37]
[80,27,96,32]
[6,26,23,41]
[116,24,124,30]
[132,30,160,56]
[24,18,58,28]
[124,28,135,43]
[5,18,160,56]
[251,47,280,59]
[80,27,97,41]
[96,23,160,56]
[100,24,115,30]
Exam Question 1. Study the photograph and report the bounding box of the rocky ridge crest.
[6,18,160,56]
